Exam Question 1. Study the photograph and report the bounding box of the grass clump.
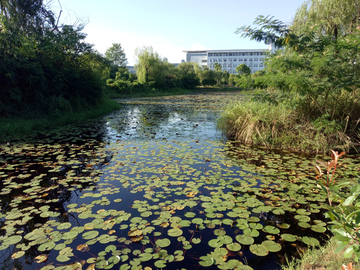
[282,237,359,270]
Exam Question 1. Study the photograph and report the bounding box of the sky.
[51,0,306,65]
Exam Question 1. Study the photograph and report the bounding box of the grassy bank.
[0,99,120,142]
[217,91,356,154]
[282,237,359,270]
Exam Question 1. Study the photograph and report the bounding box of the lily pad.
[236,235,254,245]
[261,240,282,252]
[82,231,99,240]
[156,238,171,248]
[250,244,269,256]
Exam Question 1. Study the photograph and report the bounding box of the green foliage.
[201,78,217,86]
[236,64,251,76]
[232,11,360,150]
[235,15,291,49]
[291,0,360,40]
[315,151,360,263]
[0,1,109,118]
[105,43,127,67]
[134,46,168,86]
[214,62,222,71]
[107,57,200,95]
[327,185,360,262]
[175,62,200,89]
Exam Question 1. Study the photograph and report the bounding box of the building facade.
[183,48,270,74]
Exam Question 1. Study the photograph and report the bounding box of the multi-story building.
[183,47,273,74]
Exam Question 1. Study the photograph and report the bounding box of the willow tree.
[134,46,168,84]
[291,0,360,40]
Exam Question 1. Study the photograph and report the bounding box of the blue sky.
[53,0,306,65]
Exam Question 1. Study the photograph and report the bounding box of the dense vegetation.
[219,0,360,153]
[0,1,111,119]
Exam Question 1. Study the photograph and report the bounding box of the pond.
[0,91,359,270]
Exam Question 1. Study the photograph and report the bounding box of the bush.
[201,78,217,86]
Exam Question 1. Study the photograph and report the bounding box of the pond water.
[0,91,359,270]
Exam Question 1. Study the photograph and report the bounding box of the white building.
[183,47,272,74]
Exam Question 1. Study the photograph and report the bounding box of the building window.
[254,58,258,61]
[249,58,253,61]
[234,59,237,62]
[244,58,247,61]
[260,63,264,67]
[224,59,227,62]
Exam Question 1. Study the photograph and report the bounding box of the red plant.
[315,150,345,205]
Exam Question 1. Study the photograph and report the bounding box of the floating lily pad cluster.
[0,92,359,270]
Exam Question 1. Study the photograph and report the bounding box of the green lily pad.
[236,235,254,245]
[156,238,171,248]
[168,228,183,237]
[302,236,320,246]
[263,226,280,234]
[261,240,282,252]
[281,234,297,242]
[298,222,311,228]
[4,235,22,245]
[209,238,223,248]
[57,222,72,230]
[154,259,166,268]
[199,255,214,267]
[226,242,241,251]
[250,244,269,256]
[82,231,99,240]
[38,241,56,251]
[192,238,201,244]
[62,231,78,240]
[311,225,327,233]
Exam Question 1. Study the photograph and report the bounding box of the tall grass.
[217,99,352,153]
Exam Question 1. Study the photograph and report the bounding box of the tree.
[291,0,360,40]
[235,15,291,49]
[175,62,200,89]
[134,46,170,89]
[214,62,222,71]
[198,66,216,86]
[222,71,230,85]
[236,64,251,76]
[0,0,56,35]
[214,62,223,85]
[0,0,105,117]
[105,43,128,67]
